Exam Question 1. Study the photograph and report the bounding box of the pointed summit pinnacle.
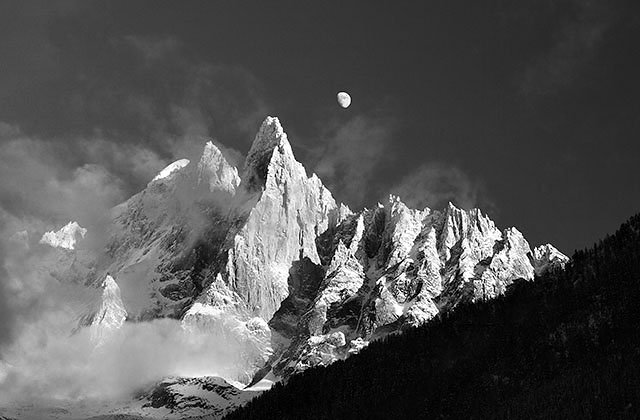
[197,141,240,194]
[243,116,295,190]
[40,221,87,250]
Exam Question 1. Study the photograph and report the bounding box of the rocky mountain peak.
[439,202,501,262]
[532,243,570,275]
[102,273,122,295]
[197,141,241,194]
[40,221,87,250]
[267,192,569,378]
[242,116,295,191]
[196,117,339,323]
[78,274,127,346]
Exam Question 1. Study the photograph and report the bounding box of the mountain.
[32,116,567,417]
[77,274,128,346]
[266,197,567,379]
[40,221,87,250]
[225,213,640,420]
[0,376,261,420]
[133,376,261,419]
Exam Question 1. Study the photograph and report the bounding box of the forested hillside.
[226,213,640,419]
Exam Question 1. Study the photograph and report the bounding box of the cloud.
[0,131,152,225]
[0,318,252,404]
[0,122,20,137]
[520,0,613,96]
[0,220,15,348]
[0,183,257,406]
[0,118,258,406]
[121,34,268,142]
[0,208,68,352]
[307,115,487,214]
[311,115,396,208]
[1,27,267,196]
[123,34,182,63]
[87,34,268,153]
[0,124,164,353]
[390,162,492,211]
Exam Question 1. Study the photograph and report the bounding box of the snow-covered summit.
[197,141,240,193]
[39,221,87,250]
[244,117,287,171]
[532,243,570,275]
[265,195,570,378]
[242,116,296,190]
[78,274,127,346]
[152,158,190,182]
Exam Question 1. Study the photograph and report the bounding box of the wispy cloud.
[115,34,269,147]
[0,223,14,349]
[0,123,164,356]
[311,115,396,208]
[0,129,258,405]
[0,317,255,403]
[2,31,268,192]
[122,34,182,63]
[0,128,159,225]
[391,162,493,211]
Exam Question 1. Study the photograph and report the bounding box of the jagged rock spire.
[40,221,87,250]
[78,274,127,346]
[242,116,295,191]
[270,193,569,377]
[197,141,241,194]
[203,116,339,320]
[532,243,570,275]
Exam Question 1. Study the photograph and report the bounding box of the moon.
[337,91,351,108]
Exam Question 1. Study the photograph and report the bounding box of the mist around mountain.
[226,213,640,419]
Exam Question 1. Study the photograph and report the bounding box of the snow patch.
[152,158,190,181]
[39,221,87,250]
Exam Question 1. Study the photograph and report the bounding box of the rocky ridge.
[267,196,569,377]
[40,221,87,250]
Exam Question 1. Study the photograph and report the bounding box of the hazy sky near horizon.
[1,0,640,253]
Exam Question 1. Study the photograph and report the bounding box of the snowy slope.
[0,376,259,420]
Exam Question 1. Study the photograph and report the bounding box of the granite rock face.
[78,274,127,346]
[196,141,241,194]
[268,195,568,377]
[532,243,570,275]
[98,137,243,322]
[183,117,339,380]
[217,117,338,321]
[40,221,87,250]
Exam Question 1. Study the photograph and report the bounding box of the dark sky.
[1,0,640,254]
